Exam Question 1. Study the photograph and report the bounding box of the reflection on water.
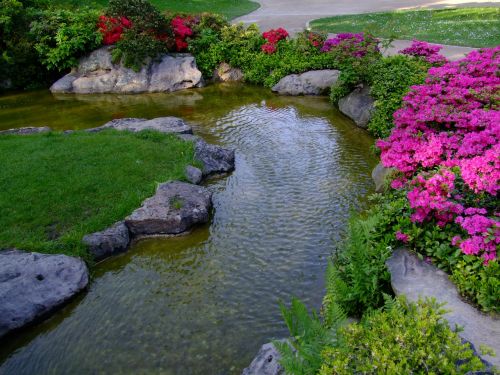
[0,84,376,374]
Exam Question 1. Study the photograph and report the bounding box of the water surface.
[0,84,376,374]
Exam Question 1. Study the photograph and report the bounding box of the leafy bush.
[366,55,429,138]
[31,7,102,71]
[324,210,395,318]
[0,0,52,89]
[275,298,345,375]
[319,297,485,374]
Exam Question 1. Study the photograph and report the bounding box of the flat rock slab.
[242,342,285,375]
[338,85,375,129]
[386,248,500,367]
[82,221,130,262]
[89,117,193,134]
[0,126,51,135]
[272,69,340,96]
[50,47,203,94]
[180,134,235,176]
[0,250,88,339]
[125,181,212,236]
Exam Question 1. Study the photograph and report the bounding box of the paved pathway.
[234,0,499,60]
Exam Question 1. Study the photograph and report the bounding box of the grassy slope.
[0,130,196,259]
[56,0,260,19]
[310,7,500,48]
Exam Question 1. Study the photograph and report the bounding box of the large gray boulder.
[180,135,235,176]
[386,248,500,368]
[338,85,375,129]
[89,117,193,134]
[0,250,89,338]
[125,181,212,236]
[372,163,394,192]
[213,62,244,82]
[272,70,340,96]
[82,221,130,262]
[0,126,51,135]
[50,47,203,94]
[242,342,286,375]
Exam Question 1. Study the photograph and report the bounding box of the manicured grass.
[310,7,500,48]
[55,0,259,20]
[0,130,196,259]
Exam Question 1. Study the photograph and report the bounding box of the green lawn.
[310,7,500,48]
[56,0,259,20]
[0,130,196,259]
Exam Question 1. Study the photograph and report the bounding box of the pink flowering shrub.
[377,46,500,263]
[400,40,447,65]
[321,32,380,58]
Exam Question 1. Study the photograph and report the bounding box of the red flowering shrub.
[97,15,132,45]
[377,46,500,263]
[260,27,288,54]
[307,32,325,48]
[171,16,193,51]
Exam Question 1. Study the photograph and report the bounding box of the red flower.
[98,15,132,45]
[170,16,193,51]
[261,43,277,54]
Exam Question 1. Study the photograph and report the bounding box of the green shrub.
[452,258,500,313]
[324,210,394,318]
[319,297,485,374]
[0,0,54,89]
[275,298,346,375]
[366,55,429,138]
[331,54,430,138]
[30,7,102,71]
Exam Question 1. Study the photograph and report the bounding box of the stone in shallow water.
[272,70,341,96]
[180,134,235,176]
[125,181,212,236]
[0,250,88,339]
[0,126,51,135]
[82,221,130,262]
[386,248,500,368]
[242,342,286,375]
[89,117,193,134]
[338,85,375,129]
[50,47,204,94]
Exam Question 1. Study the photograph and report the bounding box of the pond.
[0,84,376,374]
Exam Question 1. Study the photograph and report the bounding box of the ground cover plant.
[310,7,500,48]
[0,130,196,260]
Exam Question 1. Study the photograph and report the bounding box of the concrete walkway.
[234,0,499,60]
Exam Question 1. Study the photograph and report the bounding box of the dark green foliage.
[108,0,170,70]
[452,259,500,314]
[325,211,394,317]
[319,297,485,374]
[0,0,51,89]
[112,28,167,72]
[0,130,196,260]
[31,7,102,71]
[276,298,346,375]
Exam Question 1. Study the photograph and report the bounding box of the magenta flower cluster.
[377,45,500,262]
[400,40,447,65]
[321,32,379,58]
